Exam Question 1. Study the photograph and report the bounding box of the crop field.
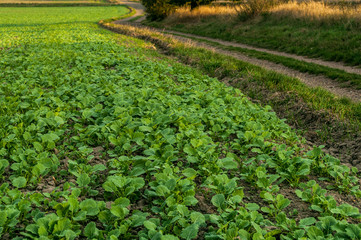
[0,0,106,3]
[1,5,361,240]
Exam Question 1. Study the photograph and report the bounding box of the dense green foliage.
[1,6,361,240]
[141,0,174,20]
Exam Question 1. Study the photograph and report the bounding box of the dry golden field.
[271,1,361,22]
[166,1,361,24]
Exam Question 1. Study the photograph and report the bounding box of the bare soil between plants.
[227,75,361,170]
[102,21,361,175]
[104,0,361,190]
[107,1,361,176]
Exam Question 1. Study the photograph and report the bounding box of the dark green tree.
[142,0,215,20]
[172,0,214,10]
[141,0,173,20]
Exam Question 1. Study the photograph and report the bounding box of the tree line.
[141,0,215,20]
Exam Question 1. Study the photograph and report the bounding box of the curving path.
[113,0,361,102]
[115,0,145,23]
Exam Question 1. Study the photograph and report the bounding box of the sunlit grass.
[166,5,238,23]
[271,1,361,24]
[165,1,361,25]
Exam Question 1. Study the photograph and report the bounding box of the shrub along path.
[114,0,361,102]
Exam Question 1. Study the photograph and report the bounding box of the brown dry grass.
[166,5,238,23]
[271,1,361,23]
[165,1,361,24]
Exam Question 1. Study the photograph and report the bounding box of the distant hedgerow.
[141,0,215,20]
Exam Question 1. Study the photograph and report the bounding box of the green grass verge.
[129,14,145,22]
[149,14,361,67]
[100,22,361,139]
[166,31,361,90]
[130,26,361,125]
[172,40,361,125]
